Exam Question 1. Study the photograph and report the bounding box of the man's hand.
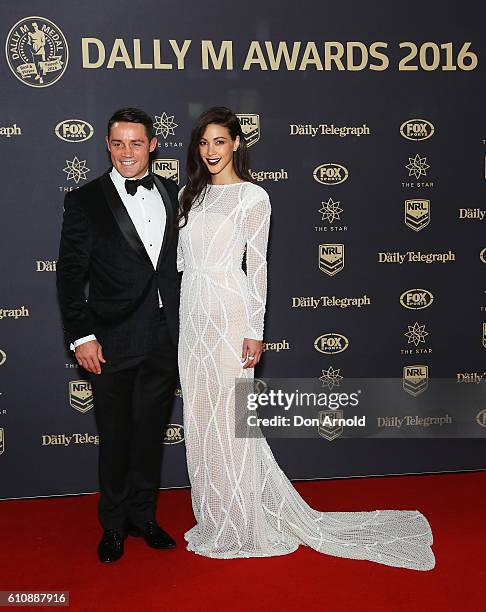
[241,338,263,369]
[75,340,106,375]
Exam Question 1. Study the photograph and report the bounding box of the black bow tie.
[125,174,154,196]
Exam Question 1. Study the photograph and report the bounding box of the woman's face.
[198,123,240,178]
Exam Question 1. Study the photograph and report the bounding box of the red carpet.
[0,472,484,611]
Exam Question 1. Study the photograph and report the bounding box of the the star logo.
[319,198,343,223]
[404,322,429,347]
[153,112,178,138]
[319,366,343,390]
[406,154,430,179]
[63,157,90,183]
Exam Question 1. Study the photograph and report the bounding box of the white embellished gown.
[177,182,435,570]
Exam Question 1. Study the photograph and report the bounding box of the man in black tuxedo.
[57,108,180,562]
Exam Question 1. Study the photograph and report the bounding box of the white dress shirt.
[72,166,166,350]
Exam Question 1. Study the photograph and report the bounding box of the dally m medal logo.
[237,114,260,147]
[5,16,68,87]
[405,199,430,232]
[152,159,179,182]
[69,380,93,413]
[319,244,344,276]
[403,365,428,396]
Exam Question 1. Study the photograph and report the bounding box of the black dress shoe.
[97,528,125,563]
[128,521,176,549]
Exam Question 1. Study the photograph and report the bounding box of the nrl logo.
[69,380,93,413]
[319,243,344,276]
[236,114,260,147]
[403,365,428,396]
[152,158,179,182]
[5,16,69,88]
[404,199,430,232]
[163,423,184,444]
[318,410,343,441]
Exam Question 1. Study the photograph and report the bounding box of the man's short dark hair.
[107,107,155,140]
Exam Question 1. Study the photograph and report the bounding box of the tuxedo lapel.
[100,172,152,267]
[153,175,174,270]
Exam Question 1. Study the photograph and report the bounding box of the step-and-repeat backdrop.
[1,0,485,499]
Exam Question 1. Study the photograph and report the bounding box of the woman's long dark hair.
[177,107,252,228]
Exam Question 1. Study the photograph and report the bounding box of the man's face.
[106,121,157,179]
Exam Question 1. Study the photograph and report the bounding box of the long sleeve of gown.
[177,186,185,272]
[244,196,271,341]
[177,237,184,272]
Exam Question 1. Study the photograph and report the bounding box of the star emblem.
[319,366,343,390]
[153,112,178,138]
[406,154,430,179]
[404,322,429,347]
[319,198,343,223]
[63,157,90,183]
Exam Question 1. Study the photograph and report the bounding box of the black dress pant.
[90,308,178,530]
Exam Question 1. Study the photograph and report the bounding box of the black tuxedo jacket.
[56,170,181,360]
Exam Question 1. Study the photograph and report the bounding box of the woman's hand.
[241,338,263,369]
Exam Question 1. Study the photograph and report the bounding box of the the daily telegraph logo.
[36,260,57,272]
[314,333,349,355]
[400,289,434,310]
[152,159,179,182]
[313,164,348,186]
[55,119,94,143]
[403,365,428,396]
[405,199,430,231]
[318,244,344,276]
[5,16,68,87]
[0,124,22,138]
[163,423,184,444]
[400,119,435,141]
[69,380,93,413]
[318,409,344,441]
[237,114,260,147]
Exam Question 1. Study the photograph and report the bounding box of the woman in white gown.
[176,107,435,570]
